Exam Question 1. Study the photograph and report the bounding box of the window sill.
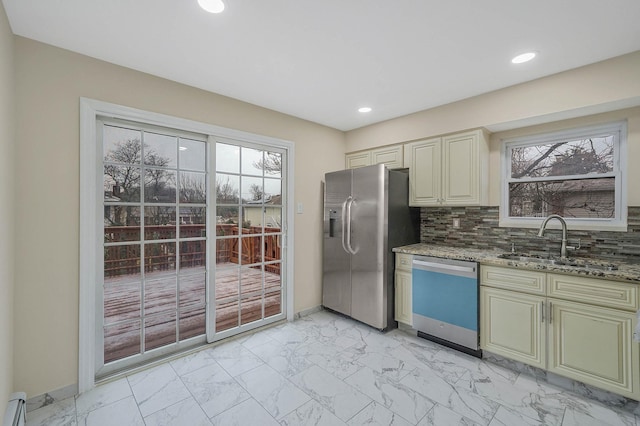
[499,217,628,232]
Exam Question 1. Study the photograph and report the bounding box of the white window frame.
[79,98,295,393]
[499,121,627,231]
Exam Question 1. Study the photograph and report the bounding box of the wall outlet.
[452,218,460,228]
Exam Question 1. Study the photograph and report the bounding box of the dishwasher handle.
[412,257,477,279]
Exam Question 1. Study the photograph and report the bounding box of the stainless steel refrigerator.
[322,164,419,330]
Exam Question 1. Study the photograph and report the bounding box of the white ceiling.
[3,0,640,131]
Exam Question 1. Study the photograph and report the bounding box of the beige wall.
[0,1,15,416]
[346,51,640,151]
[345,51,640,206]
[14,37,344,398]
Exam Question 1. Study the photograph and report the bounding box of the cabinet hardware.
[541,302,545,323]
[549,301,553,324]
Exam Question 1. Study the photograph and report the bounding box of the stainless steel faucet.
[537,214,569,258]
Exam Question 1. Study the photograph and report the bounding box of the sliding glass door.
[212,140,286,340]
[99,120,209,375]
[96,118,287,377]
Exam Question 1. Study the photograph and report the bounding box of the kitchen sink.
[497,253,618,271]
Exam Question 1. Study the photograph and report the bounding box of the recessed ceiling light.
[358,107,372,113]
[179,146,188,151]
[198,0,225,13]
[511,52,537,64]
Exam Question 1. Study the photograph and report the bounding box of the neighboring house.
[243,194,282,229]
[513,179,614,219]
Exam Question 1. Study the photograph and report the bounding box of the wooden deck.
[104,264,282,363]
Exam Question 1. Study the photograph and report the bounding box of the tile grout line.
[162,360,210,424]
[125,371,147,424]
[232,360,305,424]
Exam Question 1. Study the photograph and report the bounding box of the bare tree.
[215,176,239,222]
[248,183,264,201]
[180,174,206,204]
[104,139,143,202]
[104,138,173,200]
[104,138,172,229]
[215,176,239,203]
[253,152,282,175]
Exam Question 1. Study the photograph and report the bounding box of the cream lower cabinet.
[548,299,638,397]
[481,265,640,399]
[394,253,413,325]
[481,287,546,369]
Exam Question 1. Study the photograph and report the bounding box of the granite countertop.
[393,243,640,284]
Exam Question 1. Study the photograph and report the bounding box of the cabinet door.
[442,131,479,205]
[345,152,371,169]
[480,287,546,369]
[548,299,639,398]
[371,145,403,169]
[394,270,413,325]
[404,138,441,206]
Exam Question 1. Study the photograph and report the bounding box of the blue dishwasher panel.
[412,268,478,331]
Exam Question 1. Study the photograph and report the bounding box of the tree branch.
[512,141,566,178]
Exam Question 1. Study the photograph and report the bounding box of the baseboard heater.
[3,392,26,426]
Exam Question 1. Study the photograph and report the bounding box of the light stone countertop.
[393,243,640,284]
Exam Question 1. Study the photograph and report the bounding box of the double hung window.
[500,122,627,230]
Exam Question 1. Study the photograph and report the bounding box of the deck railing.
[104,224,281,277]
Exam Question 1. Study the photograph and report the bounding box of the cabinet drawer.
[481,265,546,295]
[396,253,413,272]
[548,274,639,311]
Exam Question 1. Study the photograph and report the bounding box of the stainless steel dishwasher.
[412,255,481,357]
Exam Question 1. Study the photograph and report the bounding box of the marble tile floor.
[26,310,640,426]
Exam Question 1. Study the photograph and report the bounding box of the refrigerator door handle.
[341,197,350,254]
[345,197,357,255]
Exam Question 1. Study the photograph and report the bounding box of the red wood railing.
[104,224,281,277]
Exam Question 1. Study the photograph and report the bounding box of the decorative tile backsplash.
[420,206,640,263]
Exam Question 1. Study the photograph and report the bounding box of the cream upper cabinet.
[480,265,640,399]
[371,145,404,169]
[346,145,404,170]
[345,151,371,169]
[394,253,413,325]
[404,129,489,206]
[404,137,441,205]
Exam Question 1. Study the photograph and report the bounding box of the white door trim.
[79,97,295,393]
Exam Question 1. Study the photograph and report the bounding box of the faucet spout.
[537,214,569,258]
